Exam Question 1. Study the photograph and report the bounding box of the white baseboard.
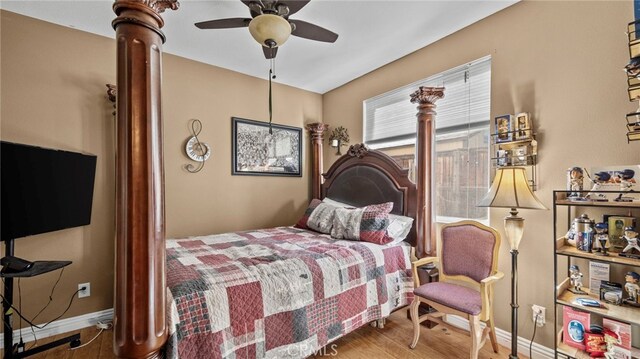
[0,308,113,349]
[0,308,556,357]
[446,315,555,359]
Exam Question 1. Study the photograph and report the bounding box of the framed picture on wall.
[495,114,513,143]
[232,117,302,177]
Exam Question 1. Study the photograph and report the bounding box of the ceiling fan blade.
[283,0,311,17]
[263,46,278,59]
[195,18,252,29]
[290,20,338,43]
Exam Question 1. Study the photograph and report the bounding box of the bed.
[165,227,413,358]
[110,2,443,358]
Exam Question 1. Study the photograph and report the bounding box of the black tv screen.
[1,141,97,241]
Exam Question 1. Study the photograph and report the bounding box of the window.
[363,57,491,223]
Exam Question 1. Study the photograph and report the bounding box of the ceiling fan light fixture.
[248,14,291,48]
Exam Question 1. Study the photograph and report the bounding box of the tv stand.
[1,238,80,359]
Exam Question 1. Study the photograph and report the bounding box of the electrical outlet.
[78,282,91,298]
[532,304,545,327]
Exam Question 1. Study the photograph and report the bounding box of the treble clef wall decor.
[184,119,211,173]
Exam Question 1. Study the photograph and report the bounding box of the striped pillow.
[331,202,394,245]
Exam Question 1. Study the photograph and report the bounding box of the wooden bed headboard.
[320,144,418,246]
[111,1,443,357]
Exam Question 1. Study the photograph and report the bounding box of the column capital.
[112,0,180,41]
[306,123,329,139]
[410,86,445,105]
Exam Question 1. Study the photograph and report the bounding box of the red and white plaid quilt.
[165,226,413,359]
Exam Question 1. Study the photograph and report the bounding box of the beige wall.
[0,10,322,326]
[4,0,640,350]
[322,0,640,348]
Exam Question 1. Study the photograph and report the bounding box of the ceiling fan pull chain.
[268,66,273,135]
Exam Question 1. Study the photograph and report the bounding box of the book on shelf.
[563,306,591,350]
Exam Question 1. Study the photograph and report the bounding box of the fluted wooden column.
[305,123,329,199]
[410,87,444,258]
[112,1,178,358]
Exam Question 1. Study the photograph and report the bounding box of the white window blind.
[363,56,491,222]
[363,56,491,148]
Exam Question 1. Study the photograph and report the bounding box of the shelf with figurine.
[561,167,640,204]
[554,266,640,358]
[556,209,639,263]
[556,270,640,326]
[553,181,640,357]
[556,317,637,359]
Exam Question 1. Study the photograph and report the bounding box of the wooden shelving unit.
[553,190,640,358]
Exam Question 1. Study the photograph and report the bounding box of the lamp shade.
[248,14,291,47]
[478,167,547,210]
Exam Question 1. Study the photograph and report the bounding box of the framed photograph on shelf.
[231,117,302,177]
[496,149,509,167]
[511,145,528,165]
[589,165,640,201]
[514,113,531,140]
[604,215,636,251]
[495,114,513,143]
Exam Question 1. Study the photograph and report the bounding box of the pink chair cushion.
[441,225,496,283]
[413,282,481,315]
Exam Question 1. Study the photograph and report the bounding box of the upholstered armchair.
[409,220,504,359]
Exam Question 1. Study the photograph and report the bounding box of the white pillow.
[322,197,413,245]
[386,214,414,245]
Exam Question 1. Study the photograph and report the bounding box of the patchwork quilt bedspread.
[165,226,413,359]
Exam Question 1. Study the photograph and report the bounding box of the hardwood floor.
[2,309,514,358]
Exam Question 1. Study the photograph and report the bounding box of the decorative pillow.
[386,214,414,245]
[295,199,339,234]
[322,197,356,208]
[324,197,413,245]
[331,202,394,245]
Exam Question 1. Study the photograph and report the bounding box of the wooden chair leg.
[409,299,421,349]
[469,315,482,359]
[487,311,499,353]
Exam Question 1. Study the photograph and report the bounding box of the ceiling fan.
[195,0,339,59]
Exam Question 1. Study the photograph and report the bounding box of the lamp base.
[509,355,518,359]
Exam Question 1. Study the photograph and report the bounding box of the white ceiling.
[1,0,517,94]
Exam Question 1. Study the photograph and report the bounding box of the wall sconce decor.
[329,126,350,155]
[184,119,211,173]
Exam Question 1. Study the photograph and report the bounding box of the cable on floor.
[69,320,113,350]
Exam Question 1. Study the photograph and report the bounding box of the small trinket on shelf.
[585,172,611,201]
[567,167,584,199]
[594,222,610,256]
[620,227,640,259]
[614,169,636,202]
[569,265,587,294]
[623,271,640,307]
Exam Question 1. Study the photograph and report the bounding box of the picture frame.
[496,149,509,167]
[511,145,529,165]
[231,117,302,177]
[495,114,513,143]
[603,215,637,251]
[514,112,531,140]
[589,165,639,201]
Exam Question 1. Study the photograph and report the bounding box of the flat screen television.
[1,141,97,241]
